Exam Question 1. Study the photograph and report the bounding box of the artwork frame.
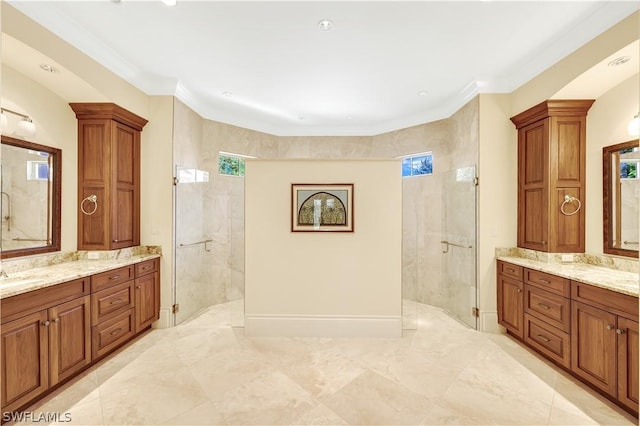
[291,183,354,232]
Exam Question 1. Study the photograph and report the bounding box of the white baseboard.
[153,307,174,329]
[244,314,402,337]
[479,310,500,333]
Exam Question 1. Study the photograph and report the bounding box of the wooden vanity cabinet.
[497,260,639,415]
[70,103,148,251]
[510,100,594,253]
[1,279,91,414]
[497,261,524,339]
[134,258,160,333]
[571,281,639,411]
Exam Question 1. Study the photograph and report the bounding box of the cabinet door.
[78,119,112,250]
[497,275,524,339]
[135,272,159,333]
[617,317,639,412]
[518,119,549,251]
[571,301,617,397]
[49,296,91,385]
[1,311,49,413]
[111,121,140,249]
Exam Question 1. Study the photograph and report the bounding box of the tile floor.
[10,301,637,426]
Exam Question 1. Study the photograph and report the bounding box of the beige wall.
[585,74,639,254]
[2,65,78,253]
[478,93,518,332]
[244,159,402,337]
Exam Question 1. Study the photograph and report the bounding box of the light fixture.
[608,56,631,67]
[628,113,640,136]
[318,19,334,31]
[1,108,36,137]
[418,91,428,96]
[222,91,233,97]
[39,63,59,73]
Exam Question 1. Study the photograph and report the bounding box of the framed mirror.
[1,136,61,259]
[603,139,639,258]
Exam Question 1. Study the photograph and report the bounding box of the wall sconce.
[0,107,37,138]
[628,113,640,137]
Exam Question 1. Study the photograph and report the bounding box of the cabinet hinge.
[473,177,479,186]
[471,307,479,318]
[173,177,179,186]
[172,304,180,314]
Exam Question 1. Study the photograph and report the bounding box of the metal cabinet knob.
[52,317,60,323]
[42,320,50,327]
[616,329,626,335]
[606,324,615,330]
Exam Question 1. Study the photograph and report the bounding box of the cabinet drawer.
[525,269,570,297]
[524,313,570,369]
[572,281,638,319]
[1,278,90,324]
[91,266,134,293]
[91,281,134,326]
[498,261,523,281]
[92,309,134,360]
[135,258,158,277]
[524,285,570,333]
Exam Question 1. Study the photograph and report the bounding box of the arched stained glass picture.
[292,184,354,232]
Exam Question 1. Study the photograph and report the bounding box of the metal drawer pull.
[506,268,515,273]
[537,334,551,342]
[538,279,551,284]
[142,265,151,270]
[109,274,121,280]
[616,329,626,335]
[110,298,123,305]
[110,328,122,336]
[537,303,551,310]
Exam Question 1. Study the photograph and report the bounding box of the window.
[400,152,433,177]
[218,151,255,177]
[620,161,638,179]
[26,160,50,181]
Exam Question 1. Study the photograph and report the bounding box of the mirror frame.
[603,139,639,258]
[1,135,62,259]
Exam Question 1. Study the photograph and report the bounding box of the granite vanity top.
[0,253,161,299]
[497,255,639,297]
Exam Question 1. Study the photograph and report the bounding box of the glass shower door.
[174,165,210,325]
[441,165,477,329]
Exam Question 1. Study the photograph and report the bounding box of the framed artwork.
[291,183,354,232]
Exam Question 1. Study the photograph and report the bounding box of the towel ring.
[81,195,98,215]
[560,195,581,216]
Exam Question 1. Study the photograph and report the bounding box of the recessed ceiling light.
[40,64,59,73]
[608,56,631,67]
[417,91,428,96]
[318,19,334,32]
[222,92,233,97]
[298,116,305,121]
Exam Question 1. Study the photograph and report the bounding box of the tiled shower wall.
[173,97,479,320]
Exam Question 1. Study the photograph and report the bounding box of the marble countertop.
[0,253,161,299]
[497,256,639,297]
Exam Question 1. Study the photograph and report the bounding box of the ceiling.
[4,1,640,136]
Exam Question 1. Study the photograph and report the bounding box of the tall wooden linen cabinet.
[70,103,148,250]
[510,100,594,253]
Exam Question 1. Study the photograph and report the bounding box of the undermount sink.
[0,277,43,288]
